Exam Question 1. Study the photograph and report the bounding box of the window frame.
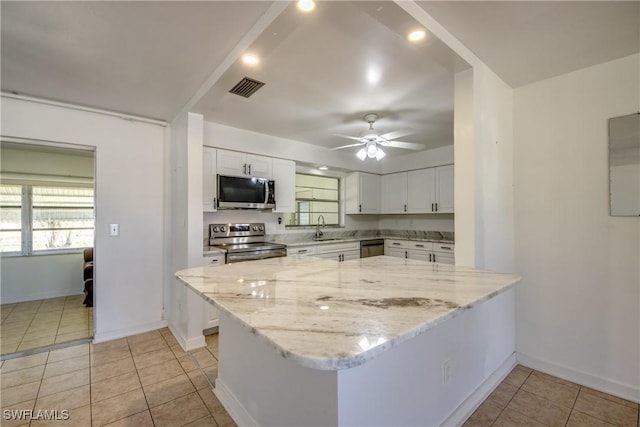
[285,173,342,228]
[0,183,95,257]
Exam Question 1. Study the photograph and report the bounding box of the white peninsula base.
[214,288,515,427]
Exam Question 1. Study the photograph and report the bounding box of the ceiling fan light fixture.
[366,142,378,158]
[356,148,367,161]
[297,0,315,13]
[375,147,386,160]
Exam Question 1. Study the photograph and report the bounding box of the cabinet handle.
[392,242,401,246]
[429,253,432,262]
[213,197,217,208]
[404,204,407,212]
[248,164,252,175]
[432,203,434,212]
[243,164,247,175]
[415,244,424,248]
[435,202,438,212]
[299,249,308,253]
[359,204,362,213]
[405,251,408,259]
[433,253,436,262]
[441,246,451,250]
[211,259,219,264]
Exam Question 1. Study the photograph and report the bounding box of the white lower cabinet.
[385,239,408,259]
[202,253,224,330]
[386,239,455,265]
[288,242,359,262]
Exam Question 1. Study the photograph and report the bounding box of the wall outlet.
[109,223,119,236]
[442,358,452,385]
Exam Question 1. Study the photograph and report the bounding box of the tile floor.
[0,328,233,427]
[1,295,93,355]
[1,329,638,427]
[464,365,640,427]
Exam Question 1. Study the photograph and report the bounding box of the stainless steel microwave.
[217,175,275,209]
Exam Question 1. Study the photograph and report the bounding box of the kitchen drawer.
[317,242,359,254]
[433,252,454,265]
[385,239,408,249]
[409,241,433,251]
[386,247,408,258]
[288,246,317,256]
[434,242,455,253]
[203,253,225,267]
[407,249,430,262]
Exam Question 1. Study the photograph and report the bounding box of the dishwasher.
[360,239,385,258]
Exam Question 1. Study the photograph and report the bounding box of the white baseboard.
[214,378,258,427]
[93,320,168,343]
[167,324,206,351]
[443,352,517,427]
[517,352,640,404]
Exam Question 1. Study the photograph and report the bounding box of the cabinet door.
[386,247,407,258]
[436,165,454,213]
[203,147,217,212]
[433,252,454,265]
[288,245,317,256]
[345,173,360,214]
[272,158,296,213]
[247,154,272,178]
[381,172,407,213]
[408,249,431,262]
[407,169,436,213]
[359,173,380,213]
[217,149,246,176]
[342,250,360,261]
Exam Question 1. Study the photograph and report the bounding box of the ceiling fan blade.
[381,140,426,150]
[379,129,415,141]
[330,142,365,150]
[333,134,364,142]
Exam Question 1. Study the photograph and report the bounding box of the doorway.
[0,140,95,356]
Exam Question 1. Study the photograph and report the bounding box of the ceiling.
[2,1,638,159]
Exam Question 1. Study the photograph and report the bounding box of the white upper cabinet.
[407,168,436,213]
[203,146,217,212]
[381,172,408,214]
[272,158,296,213]
[217,149,272,178]
[435,164,454,213]
[345,172,380,214]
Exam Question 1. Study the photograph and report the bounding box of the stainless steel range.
[209,223,287,264]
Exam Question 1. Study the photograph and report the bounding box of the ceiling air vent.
[229,77,265,98]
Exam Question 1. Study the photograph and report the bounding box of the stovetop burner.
[208,223,287,263]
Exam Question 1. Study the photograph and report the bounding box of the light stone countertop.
[283,236,454,248]
[176,255,519,371]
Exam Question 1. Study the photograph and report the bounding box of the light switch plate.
[109,224,119,236]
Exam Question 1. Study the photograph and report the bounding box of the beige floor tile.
[507,389,571,427]
[91,338,129,354]
[36,304,65,314]
[0,381,41,407]
[137,359,185,387]
[1,340,20,354]
[1,352,49,373]
[149,391,209,427]
[186,368,212,391]
[567,409,617,427]
[170,344,190,358]
[0,399,36,427]
[91,356,136,383]
[103,410,154,427]
[521,371,579,408]
[56,322,89,335]
[91,388,148,427]
[493,407,547,427]
[503,364,532,387]
[580,386,639,409]
[55,329,91,343]
[574,389,639,426]
[91,371,142,403]
[184,415,219,426]
[126,330,162,346]
[47,343,89,363]
[463,400,503,426]
[142,373,196,408]
[128,335,168,356]
[38,368,90,397]
[177,354,199,372]
[161,332,179,347]
[486,381,518,408]
[1,365,45,389]
[30,404,92,427]
[132,346,176,369]
[34,384,90,412]
[198,388,236,427]
[190,348,217,369]
[22,329,58,342]
[90,346,132,366]
[17,337,56,352]
[43,354,90,378]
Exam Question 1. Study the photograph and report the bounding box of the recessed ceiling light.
[407,30,426,42]
[242,54,259,65]
[297,0,315,13]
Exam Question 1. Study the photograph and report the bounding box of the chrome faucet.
[315,215,325,239]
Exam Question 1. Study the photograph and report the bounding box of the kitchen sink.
[313,238,340,242]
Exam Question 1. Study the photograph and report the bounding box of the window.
[0,184,94,254]
[285,174,340,226]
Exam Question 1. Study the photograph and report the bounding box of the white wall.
[514,54,640,401]
[1,95,167,342]
[1,253,84,304]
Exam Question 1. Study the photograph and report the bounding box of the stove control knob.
[212,226,219,233]
[252,225,258,231]
[258,225,264,231]
[220,226,226,233]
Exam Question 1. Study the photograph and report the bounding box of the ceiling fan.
[332,113,425,161]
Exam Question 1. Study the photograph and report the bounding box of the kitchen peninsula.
[176,256,520,426]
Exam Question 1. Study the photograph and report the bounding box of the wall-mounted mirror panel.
[609,113,640,216]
